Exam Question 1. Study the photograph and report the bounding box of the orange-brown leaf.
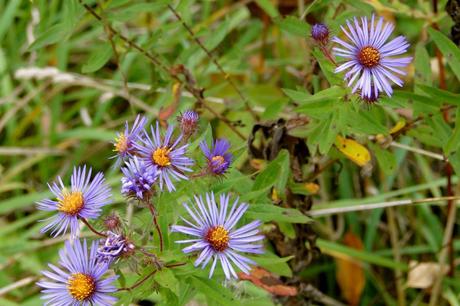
[238,267,298,296]
[335,232,365,306]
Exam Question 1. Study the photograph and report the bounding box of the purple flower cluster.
[200,138,233,176]
[97,231,134,264]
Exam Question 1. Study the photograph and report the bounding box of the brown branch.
[117,269,157,291]
[78,1,246,140]
[167,4,259,121]
[147,202,164,252]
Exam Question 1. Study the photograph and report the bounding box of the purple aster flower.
[37,239,118,305]
[200,138,232,175]
[333,15,412,100]
[97,231,135,264]
[121,156,158,200]
[177,110,199,138]
[112,114,146,165]
[135,122,194,192]
[311,23,329,45]
[171,192,264,279]
[37,166,112,238]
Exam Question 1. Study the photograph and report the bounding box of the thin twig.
[0,147,65,156]
[389,141,445,161]
[386,207,406,306]
[310,195,460,217]
[167,4,259,121]
[80,217,107,237]
[147,202,164,252]
[78,1,246,140]
[117,269,157,291]
[0,276,38,297]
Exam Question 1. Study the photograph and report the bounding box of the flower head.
[135,122,194,192]
[200,138,232,175]
[37,239,118,305]
[97,231,134,264]
[311,23,329,45]
[103,213,122,232]
[121,156,158,200]
[112,115,146,165]
[171,192,264,279]
[37,166,112,238]
[177,110,199,138]
[333,15,412,100]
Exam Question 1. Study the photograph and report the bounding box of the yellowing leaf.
[336,232,365,306]
[335,136,370,167]
[389,119,406,134]
[304,183,319,195]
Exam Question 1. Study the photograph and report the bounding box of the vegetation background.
[1,0,460,305]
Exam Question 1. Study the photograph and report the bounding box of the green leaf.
[274,16,310,37]
[284,86,345,108]
[414,43,432,86]
[29,23,68,50]
[428,28,460,82]
[249,253,294,277]
[417,84,460,107]
[0,191,51,215]
[345,108,387,135]
[251,150,289,192]
[312,48,342,85]
[191,276,240,306]
[308,114,338,154]
[255,0,279,18]
[58,128,115,141]
[246,204,312,223]
[445,108,460,155]
[82,43,113,73]
[154,269,179,296]
[368,143,396,176]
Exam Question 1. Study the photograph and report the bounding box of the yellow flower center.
[58,191,84,215]
[206,225,229,252]
[114,134,129,153]
[211,155,225,165]
[152,147,171,167]
[358,46,380,68]
[67,273,96,301]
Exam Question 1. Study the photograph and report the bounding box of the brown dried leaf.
[335,232,365,306]
[238,267,298,296]
[407,261,448,289]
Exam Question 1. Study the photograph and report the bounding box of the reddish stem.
[80,218,107,238]
[148,202,164,252]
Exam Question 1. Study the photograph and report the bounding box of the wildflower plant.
[15,1,460,305]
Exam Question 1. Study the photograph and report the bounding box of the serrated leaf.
[368,143,396,175]
[154,269,179,296]
[191,276,240,306]
[251,150,289,192]
[246,204,312,223]
[428,28,460,82]
[82,43,113,73]
[284,86,344,106]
